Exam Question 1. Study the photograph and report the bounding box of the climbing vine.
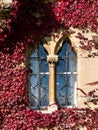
[0,0,98,129]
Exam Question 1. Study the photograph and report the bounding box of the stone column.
[47,55,58,109]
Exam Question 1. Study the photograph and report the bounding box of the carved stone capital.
[47,55,58,64]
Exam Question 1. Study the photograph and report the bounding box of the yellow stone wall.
[77,56,98,108]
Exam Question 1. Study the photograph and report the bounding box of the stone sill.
[37,104,74,114]
[37,104,58,114]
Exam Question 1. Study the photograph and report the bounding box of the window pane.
[40,75,49,106]
[57,42,77,106]
[57,59,66,72]
[39,44,48,57]
[67,51,76,72]
[40,58,48,72]
[29,44,49,110]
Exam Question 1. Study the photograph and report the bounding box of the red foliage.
[0,0,98,129]
[0,0,98,43]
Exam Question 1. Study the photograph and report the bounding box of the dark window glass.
[29,42,77,109]
[29,44,49,110]
[57,42,77,106]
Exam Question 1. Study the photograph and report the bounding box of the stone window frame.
[27,34,78,113]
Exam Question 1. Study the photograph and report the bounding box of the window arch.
[29,41,77,110]
[57,42,77,106]
[29,44,49,110]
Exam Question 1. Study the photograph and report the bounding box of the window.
[29,44,49,110]
[29,42,77,110]
[57,43,77,106]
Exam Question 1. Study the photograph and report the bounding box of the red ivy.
[0,0,98,129]
[0,0,98,44]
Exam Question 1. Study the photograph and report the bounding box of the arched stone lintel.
[41,38,51,55]
[54,34,69,54]
[42,34,77,56]
[55,34,79,55]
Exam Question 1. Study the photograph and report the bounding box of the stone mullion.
[47,55,58,106]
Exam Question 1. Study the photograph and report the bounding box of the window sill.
[37,104,75,114]
[37,104,58,114]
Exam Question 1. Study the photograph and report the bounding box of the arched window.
[57,42,77,106]
[29,42,77,110]
[29,44,49,110]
